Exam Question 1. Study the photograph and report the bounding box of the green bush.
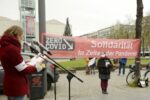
[128,80,138,87]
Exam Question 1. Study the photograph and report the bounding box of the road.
[1,69,150,100]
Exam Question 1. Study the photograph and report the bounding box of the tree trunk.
[135,0,143,84]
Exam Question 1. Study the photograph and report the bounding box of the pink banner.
[42,33,141,58]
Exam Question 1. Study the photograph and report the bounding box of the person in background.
[97,54,113,94]
[85,57,90,75]
[113,58,119,70]
[88,57,96,74]
[118,58,127,75]
[0,25,46,100]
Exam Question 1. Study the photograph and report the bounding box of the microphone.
[33,41,52,55]
[23,41,39,54]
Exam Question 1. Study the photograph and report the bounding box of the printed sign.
[31,74,42,87]
[44,36,74,51]
[42,33,141,58]
[26,16,35,37]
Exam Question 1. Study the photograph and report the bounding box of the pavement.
[1,69,150,100]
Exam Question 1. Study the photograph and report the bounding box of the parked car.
[0,52,59,92]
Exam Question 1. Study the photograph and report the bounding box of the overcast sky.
[0,0,150,36]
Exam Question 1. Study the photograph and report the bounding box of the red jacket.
[0,35,37,96]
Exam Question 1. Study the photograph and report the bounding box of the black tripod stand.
[53,66,57,100]
[40,54,83,100]
[67,72,74,100]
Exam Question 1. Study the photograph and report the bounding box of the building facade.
[0,16,66,41]
[80,24,134,39]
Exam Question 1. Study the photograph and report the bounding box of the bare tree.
[134,0,143,84]
[142,15,150,50]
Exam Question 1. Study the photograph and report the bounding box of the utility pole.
[38,0,46,42]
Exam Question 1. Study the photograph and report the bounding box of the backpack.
[137,78,149,88]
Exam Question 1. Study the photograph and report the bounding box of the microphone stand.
[39,53,83,100]
[67,72,73,100]
[26,41,83,100]
[54,66,56,100]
